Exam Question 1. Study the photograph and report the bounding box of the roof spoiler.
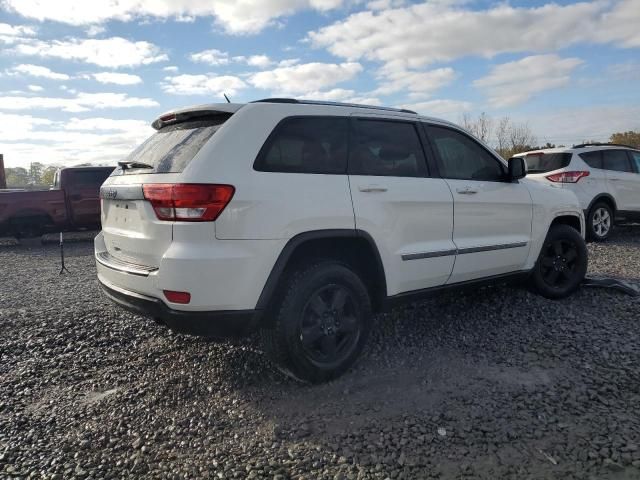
[151,104,241,130]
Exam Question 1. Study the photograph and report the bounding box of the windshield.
[525,153,572,173]
[119,117,229,174]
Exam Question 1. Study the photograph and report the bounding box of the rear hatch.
[100,109,234,267]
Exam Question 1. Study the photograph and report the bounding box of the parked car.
[516,143,640,241]
[96,99,588,382]
[0,166,114,239]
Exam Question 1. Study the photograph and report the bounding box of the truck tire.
[262,261,372,383]
[586,202,613,242]
[530,224,588,299]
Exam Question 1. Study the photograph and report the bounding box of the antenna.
[223,93,230,103]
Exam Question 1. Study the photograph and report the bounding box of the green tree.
[5,167,30,188]
[28,162,45,185]
[610,131,640,148]
[40,166,58,186]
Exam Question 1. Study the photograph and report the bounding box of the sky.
[0,0,639,169]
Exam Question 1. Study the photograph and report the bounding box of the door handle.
[609,178,621,182]
[358,185,388,193]
[456,187,478,195]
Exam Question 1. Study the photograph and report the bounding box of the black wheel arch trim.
[586,194,617,216]
[255,229,387,311]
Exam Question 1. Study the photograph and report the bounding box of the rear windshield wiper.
[118,161,154,171]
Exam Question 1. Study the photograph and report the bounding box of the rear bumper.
[99,278,261,338]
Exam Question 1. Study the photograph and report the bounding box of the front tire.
[262,261,372,383]
[587,202,613,241]
[530,224,588,299]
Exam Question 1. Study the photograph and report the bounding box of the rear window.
[525,153,572,173]
[71,169,113,186]
[120,117,228,174]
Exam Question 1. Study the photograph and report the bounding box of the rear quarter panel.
[180,103,357,240]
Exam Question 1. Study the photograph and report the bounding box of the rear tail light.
[163,290,191,304]
[143,184,234,221]
[546,171,590,183]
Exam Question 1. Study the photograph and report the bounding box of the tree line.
[3,162,60,189]
[459,112,640,159]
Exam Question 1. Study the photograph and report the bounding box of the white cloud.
[278,58,300,67]
[27,84,43,92]
[399,99,472,121]
[248,62,362,94]
[85,25,106,36]
[64,117,150,132]
[190,49,229,66]
[163,65,179,72]
[161,74,247,96]
[246,55,272,68]
[524,105,640,146]
[10,63,70,80]
[309,0,639,71]
[2,0,346,34]
[12,37,168,68]
[0,22,36,37]
[0,92,159,112]
[90,72,143,85]
[474,54,583,107]
[0,113,54,142]
[374,67,456,96]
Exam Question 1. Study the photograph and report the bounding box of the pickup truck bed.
[0,166,113,238]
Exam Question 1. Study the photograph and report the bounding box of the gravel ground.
[1,228,639,480]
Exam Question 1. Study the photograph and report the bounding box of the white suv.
[516,144,640,241]
[96,99,587,382]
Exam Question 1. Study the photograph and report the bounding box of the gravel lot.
[1,228,639,480]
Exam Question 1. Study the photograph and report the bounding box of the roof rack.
[251,98,417,115]
[572,142,637,149]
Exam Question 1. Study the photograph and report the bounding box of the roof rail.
[572,142,637,149]
[251,98,417,115]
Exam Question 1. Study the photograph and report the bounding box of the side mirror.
[508,157,527,181]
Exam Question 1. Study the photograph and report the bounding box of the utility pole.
[0,154,6,189]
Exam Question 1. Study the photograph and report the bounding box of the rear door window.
[627,151,640,173]
[122,117,228,174]
[579,151,603,169]
[255,117,348,174]
[349,119,427,177]
[525,153,572,173]
[603,149,634,173]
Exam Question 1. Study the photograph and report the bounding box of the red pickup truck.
[0,166,114,238]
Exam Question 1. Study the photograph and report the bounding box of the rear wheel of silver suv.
[262,261,372,383]
[587,202,613,241]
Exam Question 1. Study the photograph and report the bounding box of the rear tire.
[262,261,372,383]
[586,202,613,241]
[530,224,588,299]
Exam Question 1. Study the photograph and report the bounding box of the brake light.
[143,184,234,221]
[163,290,191,304]
[546,171,590,183]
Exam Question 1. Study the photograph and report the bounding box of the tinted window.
[579,151,602,169]
[525,153,572,173]
[256,117,348,174]
[629,151,640,173]
[349,120,426,177]
[123,118,228,174]
[426,125,505,181]
[603,150,633,173]
[72,169,113,186]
